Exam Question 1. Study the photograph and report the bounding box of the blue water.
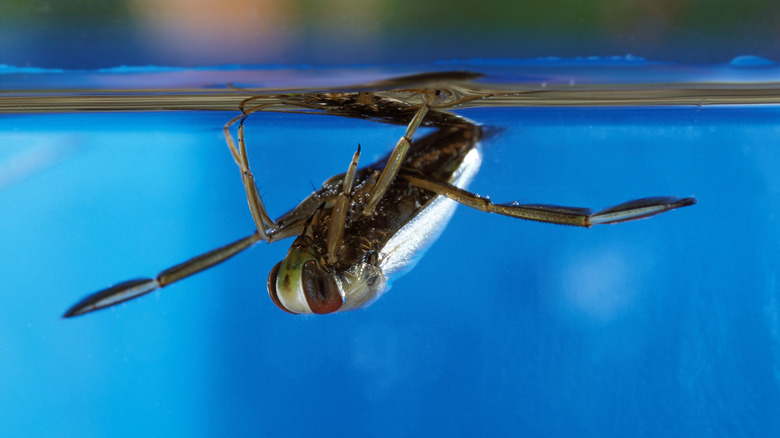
[2,68,780,436]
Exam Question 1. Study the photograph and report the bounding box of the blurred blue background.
[2,1,780,437]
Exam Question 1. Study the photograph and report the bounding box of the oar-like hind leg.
[401,173,696,227]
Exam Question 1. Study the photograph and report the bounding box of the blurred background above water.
[2,0,780,68]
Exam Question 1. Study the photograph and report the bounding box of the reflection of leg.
[402,173,696,227]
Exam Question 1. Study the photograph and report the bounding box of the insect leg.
[401,173,696,227]
[63,205,316,319]
[222,104,279,239]
[222,99,272,167]
[65,106,321,318]
[362,91,439,214]
[327,144,361,264]
[63,232,263,318]
[223,113,244,165]
[237,115,279,238]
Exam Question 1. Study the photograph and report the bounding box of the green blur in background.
[1,0,778,68]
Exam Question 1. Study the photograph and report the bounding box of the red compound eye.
[301,260,343,314]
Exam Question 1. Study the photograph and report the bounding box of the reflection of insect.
[63,77,696,317]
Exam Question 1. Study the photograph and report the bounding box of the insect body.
[63,84,695,318]
[269,122,482,314]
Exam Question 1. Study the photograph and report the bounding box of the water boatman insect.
[63,78,695,317]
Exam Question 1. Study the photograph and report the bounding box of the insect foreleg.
[362,91,439,214]
[327,145,362,264]
[222,105,280,240]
